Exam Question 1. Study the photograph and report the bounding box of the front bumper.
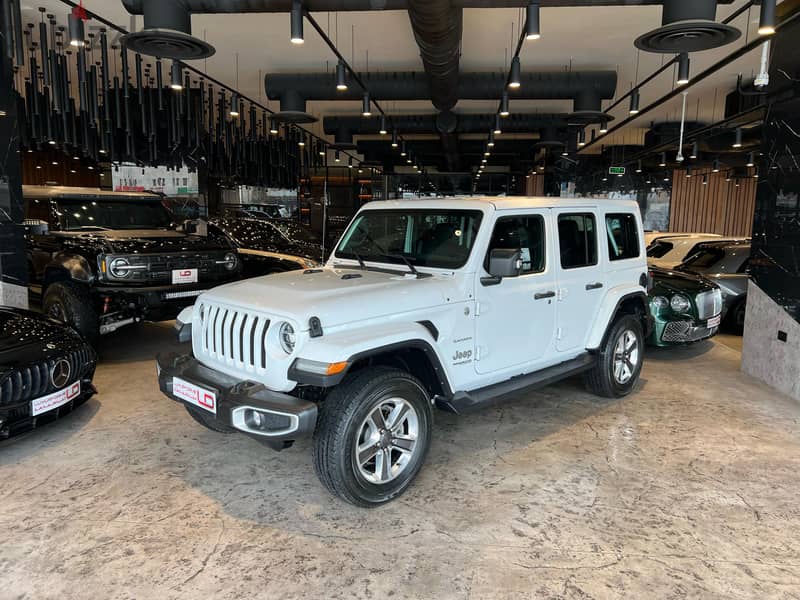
[156,352,317,450]
[649,315,720,346]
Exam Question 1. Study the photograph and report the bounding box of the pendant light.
[509,56,521,89]
[732,128,742,148]
[348,156,353,168]
[599,119,608,134]
[629,88,640,115]
[269,118,279,134]
[379,115,387,135]
[229,93,240,117]
[659,152,667,167]
[334,150,341,162]
[526,1,541,40]
[319,146,326,157]
[702,174,708,185]
[685,166,692,178]
[500,92,510,117]
[677,52,690,85]
[712,158,720,172]
[170,60,183,90]
[578,129,586,147]
[635,160,642,173]
[290,0,304,44]
[690,141,698,159]
[494,114,502,135]
[754,168,759,179]
[336,59,347,91]
[487,130,495,147]
[391,130,398,148]
[361,92,371,117]
[68,11,84,47]
[746,152,755,167]
[758,0,776,36]
[400,141,407,156]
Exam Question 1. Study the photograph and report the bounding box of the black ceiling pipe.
[407,0,462,111]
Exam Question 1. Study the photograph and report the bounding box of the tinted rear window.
[647,240,674,258]
[682,247,726,269]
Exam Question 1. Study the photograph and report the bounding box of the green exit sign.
[609,166,626,175]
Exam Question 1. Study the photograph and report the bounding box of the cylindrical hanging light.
[68,12,84,47]
[400,141,407,156]
[629,88,640,114]
[170,60,183,90]
[599,119,608,134]
[269,118,279,134]
[759,0,776,35]
[362,92,371,117]
[290,0,304,44]
[635,160,642,173]
[487,130,495,147]
[336,60,348,91]
[677,52,690,85]
[334,150,341,162]
[509,56,521,89]
[500,92,510,117]
[733,127,743,148]
[319,146,326,156]
[712,158,720,172]
[391,130,398,148]
[348,156,353,168]
[702,174,708,185]
[494,114,502,135]
[578,129,586,147]
[685,166,692,178]
[379,115,387,135]
[229,93,240,117]
[746,151,755,167]
[659,152,667,167]
[526,1,541,40]
[690,141,698,159]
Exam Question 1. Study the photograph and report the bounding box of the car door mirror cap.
[488,248,523,280]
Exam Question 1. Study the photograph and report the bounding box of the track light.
[362,92,371,117]
[500,92,510,117]
[712,158,720,173]
[578,129,586,147]
[494,115,502,135]
[68,12,84,47]
[391,130,398,148]
[733,128,743,148]
[685,166,692,178]
[348,156,353,168]
[599,119,608,134]
[400,141,407,156]
[526,1,541,40]
[754,168,759,179]
[229,93,240,117]
[488,130,495,147]
[636,160,642,173]
[509,56,521,89]
[290,0,304,44]
[379,115,387,135]
[702,174,708,185]
[759,0,776,36]
[726,171,732,182]
[629,88,640,115]
[677,52,690,85]
[659,152,667,167]
[690,141,698,159]
[269,118,279,135]
[170,60,183,90]
[336,60,348,91]
[746,152,755,167]
[334,150,341,162]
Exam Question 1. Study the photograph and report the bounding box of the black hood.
[650,265,717,295]
[55,229,232,254]
[210,218,323,263]
[0,308,84,374]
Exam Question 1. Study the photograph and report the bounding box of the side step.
[435,353,596,415]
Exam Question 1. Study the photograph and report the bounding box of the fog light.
[248,409,265,429]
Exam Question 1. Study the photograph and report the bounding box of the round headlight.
[278,322,296,354]
[109,257,131,278]
[651,296,669,313]
[670,294,691,313]
[223,252,238,271]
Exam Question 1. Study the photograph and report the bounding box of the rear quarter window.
[647,240,674,258]
[606,214,640,261]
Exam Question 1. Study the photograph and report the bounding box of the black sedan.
[207,217,324,278]
[0,307,97,439]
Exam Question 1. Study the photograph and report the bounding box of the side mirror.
[182,220,198,234]
[482,249,522,286]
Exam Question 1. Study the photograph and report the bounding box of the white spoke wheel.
[585,314,644,398]
[313,367,433,507]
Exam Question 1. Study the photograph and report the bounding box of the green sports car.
[647,266,724,347]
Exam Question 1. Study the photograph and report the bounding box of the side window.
[558,213,597,269]
[485,215,546,274]
[606,213,640,261]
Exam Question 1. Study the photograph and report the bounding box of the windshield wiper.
[350,249,366,270]
[385,253,419,277]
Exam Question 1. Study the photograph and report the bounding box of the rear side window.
[486,215,546,274]
[606,213,640,261]
[647,240,674,258]
[558,213,597,269]
[682,247,725,269]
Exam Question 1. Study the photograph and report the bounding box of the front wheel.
[585,314,645,398]
[313,367,433,507]
[43,281,99,343]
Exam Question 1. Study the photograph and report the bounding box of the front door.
[554,210,605,353]
[475,210,557,375]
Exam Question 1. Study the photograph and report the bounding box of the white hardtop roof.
[358,196,637,212]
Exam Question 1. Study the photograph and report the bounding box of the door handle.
[585,282,604,291]
[534,291,556,300]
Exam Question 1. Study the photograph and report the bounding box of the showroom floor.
[1,324,798,600]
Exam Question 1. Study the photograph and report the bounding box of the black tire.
[43,281,99,343]
[584,314,645,398]
[313,367,433,507]
[727,297,747,336]
[185,405,237,433]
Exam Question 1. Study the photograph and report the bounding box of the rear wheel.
[728,297,747,335]
[185,405,236,433]
[43,281,99,343]
[313,367,433,507]
[585,314,644,398]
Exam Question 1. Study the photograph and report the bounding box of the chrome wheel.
[354,397,419,485]
[613,329,639,385]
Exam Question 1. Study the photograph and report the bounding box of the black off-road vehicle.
[24,186,240,342]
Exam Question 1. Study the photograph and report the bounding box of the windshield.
[335,209,483,269]
[55,198,173,231]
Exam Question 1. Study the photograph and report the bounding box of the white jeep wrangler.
[157,197,651,506]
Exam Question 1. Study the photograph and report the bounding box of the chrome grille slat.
[696,290,723,320]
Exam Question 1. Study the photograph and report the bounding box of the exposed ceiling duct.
[324,113,568,135]
[634,0,741,53]
[121,0,216,59]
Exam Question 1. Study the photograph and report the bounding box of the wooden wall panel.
[669,168,756,237]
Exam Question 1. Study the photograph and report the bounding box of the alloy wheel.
[613,329,639,384]
[354,397,419,484]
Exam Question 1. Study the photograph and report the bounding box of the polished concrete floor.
[2,323,799,600]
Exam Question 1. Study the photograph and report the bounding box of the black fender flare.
[43,253,95,288]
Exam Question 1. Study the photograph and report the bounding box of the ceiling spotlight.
[711,158,720,173]
[702,174,708,185]
[484,149,491,157]
[48,139,56,145]
[754,168,759,179]
[51,161,58,165]
[659,152,667,167]
[629,88,640,115]
[269,118,279,135]
[578,129,586,147]
[229,93,240,117]
[663,175,670,182]
[379,115,387,135]
[500,92,510,117]
[636,160,642,173]
[732,127,743,148]
[170,60,183,91]
[298,137,305,147]
[561,149,569,156]
[726,171,732,182]
[362,92,371,117]
[336,60,348,91]
[68,12,85,47]
[88,165,94,170]
[36,165,42,169]
[759,0,776,36]
[290,0,304,44]
[334,150,341,162]
[599,119,608,134]
[391,130,398,148]
[685,166,692,178]
[509,56,521,89]
[481,158,487,164]
[348,156,353,168]
[319,147,325,156]
[677,52,690,85]
[400,141,408,156]
[526,0,541,40]
[488,130,495,147]
[746,152,755,167]
[690,141,698,159]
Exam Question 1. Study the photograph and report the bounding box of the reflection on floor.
[1,323,797,599]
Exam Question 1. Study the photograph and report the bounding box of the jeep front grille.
[696,289,723,320]
[195,301,272,373]
[0,345,95,406]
